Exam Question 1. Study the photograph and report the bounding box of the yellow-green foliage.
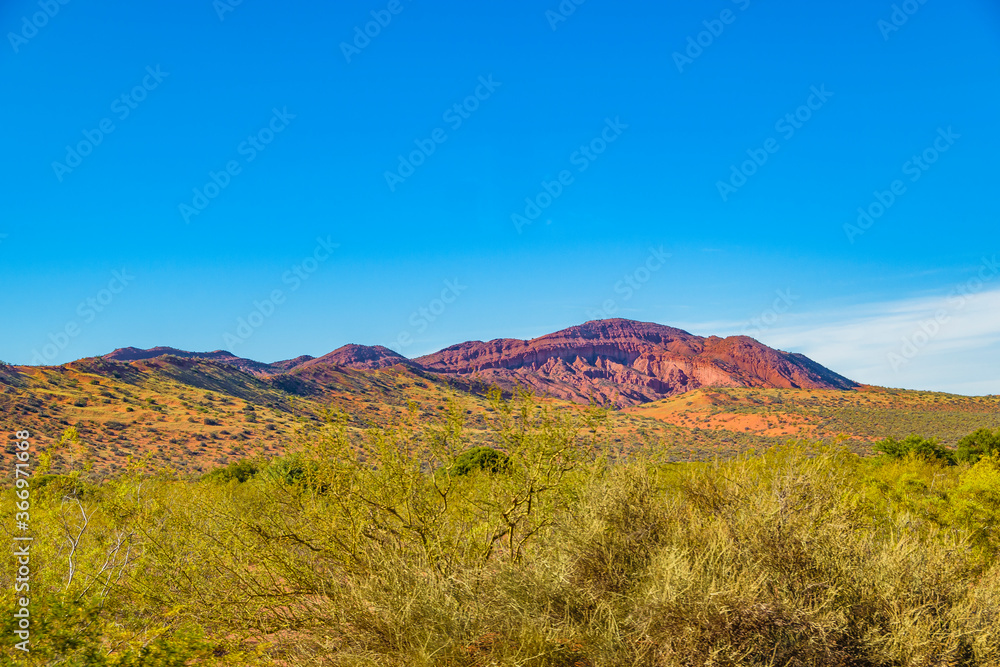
[2,393,999,666]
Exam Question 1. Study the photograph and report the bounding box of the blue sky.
[1,0,999,394]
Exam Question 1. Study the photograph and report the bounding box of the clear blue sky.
[2,0,999,394]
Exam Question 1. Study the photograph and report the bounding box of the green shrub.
[33,473,88,498]
[873,434,956,464]
[203,459,259,483]
[957,428,1000,463]
[451,446,510,476]
[263,453,318,487]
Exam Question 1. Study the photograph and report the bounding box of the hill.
[416,319,857,406]
[3,319,997,476]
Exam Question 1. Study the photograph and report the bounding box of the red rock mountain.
[97,320,856,407]
[414,319,856,407]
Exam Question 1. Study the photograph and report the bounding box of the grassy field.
[3,390,999,666]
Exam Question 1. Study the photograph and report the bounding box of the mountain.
[102,347,315,377]
[101,344,409,375]
[299,344,411,370]
[94,319,855,408]
[6,319,999,478]
[415,319,857,407]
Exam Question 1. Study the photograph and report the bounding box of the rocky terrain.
[413,319,857,407]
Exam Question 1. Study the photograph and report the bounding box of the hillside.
[3,319,997,476]
[415,319,857,407]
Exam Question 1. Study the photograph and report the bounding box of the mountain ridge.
[90,319,855,407]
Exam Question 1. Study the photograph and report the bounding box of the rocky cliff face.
[414,319,857,407]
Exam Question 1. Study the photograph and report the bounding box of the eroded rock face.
[414,319,857,407]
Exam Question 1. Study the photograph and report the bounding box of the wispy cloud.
[678,285,1000,396]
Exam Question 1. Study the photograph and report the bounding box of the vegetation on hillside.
[2,391,1000,665]
[3,360,1000,478]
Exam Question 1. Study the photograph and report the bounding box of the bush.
[203,459,259,483]
[263,453,318,487]
[33,473,89,498]
[451,446,510,476]
[957,428,1000,463]
[873,434,956,464]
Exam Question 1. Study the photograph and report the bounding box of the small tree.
[452,446,510,476]
[873,435,955,465]
[956,428,1000,463]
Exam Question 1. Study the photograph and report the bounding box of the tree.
[956,428,1000,463]
[451,446,510,476]
[872,435,955,464]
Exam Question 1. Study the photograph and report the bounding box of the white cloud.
[678,285,1000,397]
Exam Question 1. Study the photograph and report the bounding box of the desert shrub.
[262,452,319,486]
[32,473,90,499]
[203,459,259,483]
[451,446,510,476]
[872,433,955,464]
[6,395,1000,666]
[957,427,1000,463]
[946,452,1000,552]
[0,591,215,666]
[565,462,671,595]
